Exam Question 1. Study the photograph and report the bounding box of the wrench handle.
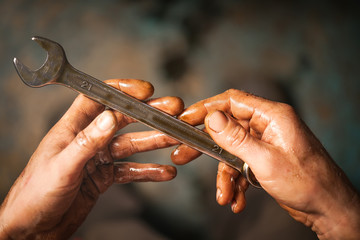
[57,63,260,188]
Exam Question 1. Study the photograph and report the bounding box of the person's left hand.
[0,79,183,239]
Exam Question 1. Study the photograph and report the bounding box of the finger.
[171,144,202,165]
[57,110,118,176]
[86,149,114,194]
[114,96,185,131]
[114,162,177,183]
[231,176,248,213]
[86,164,113,194]
[105,79,154,100]
[171,126,207,165]
[216,162,239,205]
[46,95,105,148]
[179,89,276,134]
[66,79,154,131]
[50,79,154,143]
[110,131,179,159]
[205,111,274,180]
[147,96,184,116]
[101,79,155,129]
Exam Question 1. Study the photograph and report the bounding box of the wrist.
[0,208,10,240]
[0,201,34,240]
[0,226,9,240]
[312,187,360,239]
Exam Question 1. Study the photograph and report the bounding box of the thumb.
[58,110,117,174]
[205,111,272,176]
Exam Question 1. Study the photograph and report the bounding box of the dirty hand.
[0,79,183,240]
[172,89,360,239]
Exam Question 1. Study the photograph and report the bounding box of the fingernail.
[208,111,228,133]
[216,188,222,201]
[96,111,115,131]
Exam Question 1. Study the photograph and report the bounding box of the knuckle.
[225,88,240,96]
[75,130,96,151]
[168,97,185,115]
[110,136,133,159]
[276,103,300,123]
[226,124,248,149]
[114,163,131,183]
[278,102,296,115]
[217,162,237,176]
[128,137,139,154]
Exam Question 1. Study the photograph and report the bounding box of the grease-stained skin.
[0,79,183,239]
[172,89,360,239]
[114,162,177,184]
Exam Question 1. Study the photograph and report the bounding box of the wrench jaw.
[13,58,39,88]
[13,36,66,88]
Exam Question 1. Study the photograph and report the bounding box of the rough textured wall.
[0,0,359,239]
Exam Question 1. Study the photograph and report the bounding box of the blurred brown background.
[1,0,359,239]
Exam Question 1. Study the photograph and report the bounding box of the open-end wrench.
[13,36,260,188]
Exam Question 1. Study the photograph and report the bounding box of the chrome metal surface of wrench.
[13,36,260,188]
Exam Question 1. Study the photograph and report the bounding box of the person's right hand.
[172,89,360,239]
[0,79,182,240]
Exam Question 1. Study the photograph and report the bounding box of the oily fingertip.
[105,79,154,100]
[178,103,208,125]
[231,176,248,213]
[232,191,246,213]
[216,163,238,205]
[231,198,246,213]
[162,165,177,180]
[147,96,185,116]
[171,144,202,165]
[169,96,185,116]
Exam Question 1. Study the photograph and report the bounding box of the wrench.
[13,36,260,188]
